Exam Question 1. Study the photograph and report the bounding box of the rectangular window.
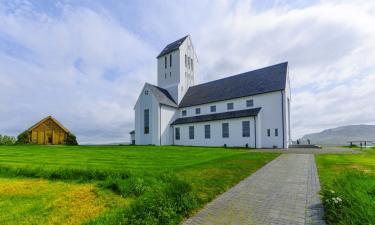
[185,54,187,67]
[191,58,194,71]
[189,126,194,139]
[182,110,187,116]
[164,73,166,79]
[246,99,254,107]
[170,72,171,77]
[164,56,167,68]
[267,129,271,137]
[204,125,210,139]
[222,123,229,138]
[144,109,149,134]
[275,128,278,137]
[227,102,234,110]
[175,127,180,140]
[242,121,250,137]
[195,108,201,115]
[188,56,190,69]
[210,105,216,112]
[170,54,172,67]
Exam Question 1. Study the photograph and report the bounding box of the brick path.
[182,154,325,225]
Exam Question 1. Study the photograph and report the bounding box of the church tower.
[156,35,197,104]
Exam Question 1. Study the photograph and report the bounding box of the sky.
[0,0,375,144]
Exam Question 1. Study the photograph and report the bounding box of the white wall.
[178,91,286,148]
[134,85,161,145]
[160,105,178,145]
[173,117,256,147]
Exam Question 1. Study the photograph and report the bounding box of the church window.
[222,123,229,138]
[144,90,148,95]
[185,55,187,68]
[144,109,149,134]
[275,128,278,137]
[195,108,201,115]
[175,127,180,140]
[170,72,171,77]
[165,56,167,68]
[182,110,187,116]
[227,102,234,110]
[210,105,216,112]
[188,56,191,69]
[170,54,172,67]
[164,73,166,79]
[191,58,194,71]
[189,126,194,139]
[246,99,254,107]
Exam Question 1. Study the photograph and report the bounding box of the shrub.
[0,134,16,145]
[66,132,78,145]
[16,131,30,144]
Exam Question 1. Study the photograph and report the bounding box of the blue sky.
[0,0,374,143]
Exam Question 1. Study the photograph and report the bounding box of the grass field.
[316,148,375,225]
[0,145,278,225]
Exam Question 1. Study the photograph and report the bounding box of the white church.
[131,35,291,148]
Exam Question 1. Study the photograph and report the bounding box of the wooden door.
[38,131,44,144]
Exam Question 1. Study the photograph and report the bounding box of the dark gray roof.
[146,83,178,107]
[171,108,261,125]
[157,35,189,58]
[179,62,288,107]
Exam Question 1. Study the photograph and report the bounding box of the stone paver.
[182,154,325,225]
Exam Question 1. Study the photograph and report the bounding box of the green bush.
[66,132,78,145]
[16,131,30,144]
[0,134,16,145]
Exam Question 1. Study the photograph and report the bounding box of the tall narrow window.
[164,56,167,68]
[185,54,187,67]
[191,58,194,71]
[144,109,149,134]
[267,129,271,137]
[170,72,171,77]
[195,108,201,115]
[222,123,229,138]
[175,127,180,140]
[170,54,172,67]
[242,121,250,137]
[205,125,211,139]
[189,126,194,139]
[246,99,254,107]
[164,73,166,79]
[275,128,278,137]
[210,105,216,112]
[227,102,234,110]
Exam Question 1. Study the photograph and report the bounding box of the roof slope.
[146,83,178,107]
[171,108,261,125]
[27,116,70,133]
[157,35,188,58]
[179,62,288,107]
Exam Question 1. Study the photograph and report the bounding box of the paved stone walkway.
[182,154,325,225]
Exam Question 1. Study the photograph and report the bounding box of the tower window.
[191,58,194,71]
[185,55,187,68]
[170,72,171,77]
[275,128,278,137]
[164,56,167,68]
[170,54,172,67]
[210,105,216,112]
[195,108,201,115]
[267,129,271,137]
[188,56,190,69]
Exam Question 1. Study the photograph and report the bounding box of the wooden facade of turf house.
[27,116,70,145]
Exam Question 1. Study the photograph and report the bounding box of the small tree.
[66,133,78,145]
[0,134,16,145]
[16,131,30,144]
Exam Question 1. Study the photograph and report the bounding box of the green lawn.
[316,148,375,225]
[0,145,278,225]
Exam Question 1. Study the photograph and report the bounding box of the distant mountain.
[300,125,375,145]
